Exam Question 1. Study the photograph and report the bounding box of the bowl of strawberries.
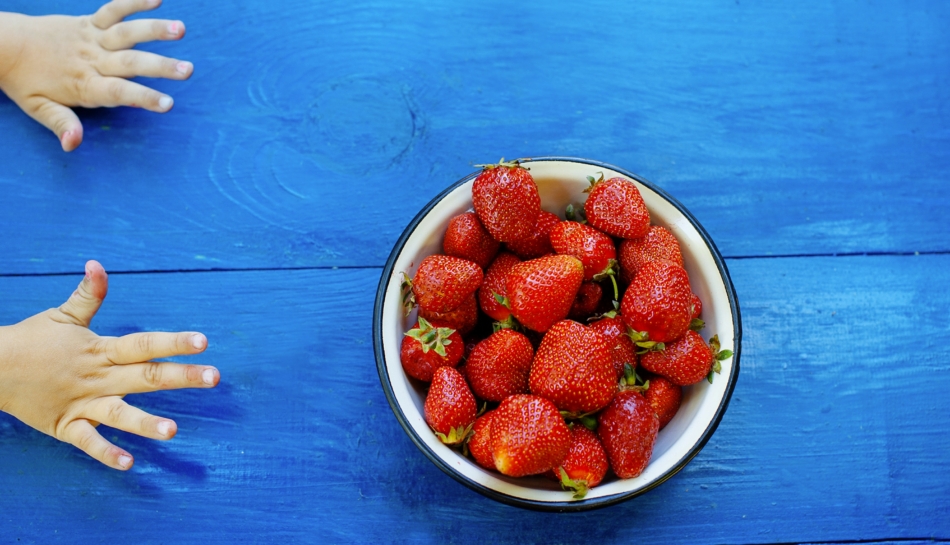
[373,157,741,511]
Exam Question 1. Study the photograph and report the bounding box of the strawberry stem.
[400,272,416,316]
[404,317,456,357]
[705,334,733,383]
[557,467,590,500]
[473,158,526,170]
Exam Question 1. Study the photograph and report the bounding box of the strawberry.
[584,175,650,240]
[620,260,692,343]
[467,410,498,470]
[618,225,684,285]
[588,315,638,379]
[400,317,464,382]
[642,374,682,430]
[465,329,534,402]
[690,293,703,320]
[529,320,617,415]
[443,211,500,269]
[477,251,521,323]
[639,329,714,386]
[548,426,609,499]
[597,389,659,479]
[549,221,618,283]
[424,367,477,445]
[505,210,561,260]
[419,293,479,336]
[506,254,584,333]
[472,160,541,243]
[490,394,571,477]
[568,282,603,320]
[411,254,483,314]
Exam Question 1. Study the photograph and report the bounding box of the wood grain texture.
[1,257,948,544]
[1,0,949,274]
[2,0,949,543]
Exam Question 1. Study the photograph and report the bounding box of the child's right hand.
[0,260,219,470]
[0,0,193,151]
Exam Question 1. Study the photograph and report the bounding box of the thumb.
[19,96,84,152]
[59,261,109,327]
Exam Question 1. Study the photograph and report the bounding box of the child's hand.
[0,0,193,152]
[0,261,219,470]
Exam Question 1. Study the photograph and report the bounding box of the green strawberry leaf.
[557,467,590,500]
[404,316,456,357]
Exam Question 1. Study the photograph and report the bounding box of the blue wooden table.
[2,0,949,543]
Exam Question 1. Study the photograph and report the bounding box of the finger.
[81,77,174,112]
[99,50,193,80]
[109,361,220,394]
[91,0,162,29]
[61,419,134,470]
[59,261,109,327]
[16,96,84,152]
[100,18,185,50]
[100,331,208,364]
[85,397,177,440]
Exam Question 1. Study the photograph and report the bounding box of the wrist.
[0,324,12,413]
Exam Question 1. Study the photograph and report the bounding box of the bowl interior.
[375,158,739,509]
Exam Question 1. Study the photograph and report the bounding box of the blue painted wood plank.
[1,255,948,543]
[2,0,949,275]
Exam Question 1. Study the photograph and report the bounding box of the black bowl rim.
[373,156,742,512]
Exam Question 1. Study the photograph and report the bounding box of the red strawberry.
[506,254,584,333]
[588,315,638,379]
[472,160,541,243]
[529,320,617,415]
[620,260,692,343]
[505,210,561,259]
[639,329,714,386]
[477,251,521,322]
[547,426,609,499]
[584,175,650,240]
[642,375,682,429]
[419,293,479,336]
[411,255,483,314]
[467,410,498,470]
[465,329,534,402]
[443,211,500,269]
[550,221,618,283]
[568,282,603,320]
[597,389,659,479]
[490,394,571,477]
[690,293,703,320]
[618,225,684,285]
[424,367,477,445]
[400,317,464,382]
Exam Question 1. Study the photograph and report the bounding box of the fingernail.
[202,368,215,385]
[168,22,180,35]
[175,61,191,75]
[159,96,173,110]
[149,0,161,6]
[191,334,204,349]
[157,421,172,437]
[118,455,132,469]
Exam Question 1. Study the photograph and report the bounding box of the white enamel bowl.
[373,157,741,511]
